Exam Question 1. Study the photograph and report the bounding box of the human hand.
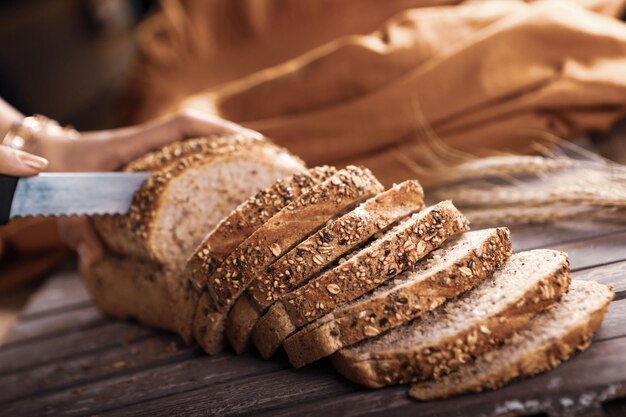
[53,110,261,266]
[0,146,48,176]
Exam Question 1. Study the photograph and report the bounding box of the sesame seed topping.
[327,284,341,294]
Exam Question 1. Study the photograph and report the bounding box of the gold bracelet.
[1,114,79,155]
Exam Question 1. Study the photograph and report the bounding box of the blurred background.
[0,0,152,130]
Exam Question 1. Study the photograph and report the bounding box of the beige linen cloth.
[3,0,626,289]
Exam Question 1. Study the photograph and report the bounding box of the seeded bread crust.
[226,180,426,354]
[332,250,571,388]
[95,135,300,264]
[284,228,512,368]
[193,166,384,354]
[178,167,334,344]
[206,166,383,311]
[409,280,614,400]
[80,253,177,332]
[253,201,470,359]
[186,166,337,293]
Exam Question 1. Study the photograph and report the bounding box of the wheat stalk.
[398,100,626,225]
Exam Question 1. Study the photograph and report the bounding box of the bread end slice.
[409,280,614,400]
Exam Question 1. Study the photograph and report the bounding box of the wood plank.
[573,260,626,297]
[19,268,91,320]
[0,334,195,403]
[509,221,626,252]
[3,304,106,346]
[594,300,626,342]
[0,321,154,374]
[548,230,626,271]
[254,337,626,417]
[1,355,296,417]
[97,362,357,417]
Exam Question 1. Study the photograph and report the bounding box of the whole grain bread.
[95,135,305,268]
[332,250,571,388]
[227,180,426,354]
[284,228,512,368]
[253,201,470,359]
[409,280,614,400]
[192,166,384,354]
[178,166,336,342]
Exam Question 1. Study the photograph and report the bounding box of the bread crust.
[193,166,384,354]
[285,228,512,368]
[253,201,470,359]
[95,136,256,262]
[226,180,426,354]
[332,252,571,388]
[94,136,303,265]
[408,281,613,400]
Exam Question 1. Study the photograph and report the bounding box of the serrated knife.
[0,172,150,224]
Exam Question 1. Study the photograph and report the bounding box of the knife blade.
[0,172,150,224]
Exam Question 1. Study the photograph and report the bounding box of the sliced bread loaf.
[178,166,336,342]
[409,280,614,400]
[252,201,470,359]
[86,135,305,339]
[192,166,384,354]
[332,249,571,388]
[226,180,426,354]
[94,135,305,268]
[284,228,512,368]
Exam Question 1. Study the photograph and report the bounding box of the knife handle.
[0,175,18,225]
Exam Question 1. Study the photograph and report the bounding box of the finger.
[57,216,104,266]
[0,146,48,176]
[106,111,264,169]
[177,109,264,140]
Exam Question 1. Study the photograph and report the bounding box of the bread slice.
[409,280,614,400]
[94,135,305,268]
[80,254,177,332]
[192,166,384,354]
[253,201,470,359]
[226,180,426,354]
[284,228,512,368]
[178,166,336,342]
[332,250,571,388]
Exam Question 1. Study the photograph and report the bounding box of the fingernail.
[19,153,48,170]
[77,243,97,266]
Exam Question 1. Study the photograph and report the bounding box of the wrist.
[2,115,79,156]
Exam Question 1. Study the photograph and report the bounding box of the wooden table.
[1,221,626,417]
